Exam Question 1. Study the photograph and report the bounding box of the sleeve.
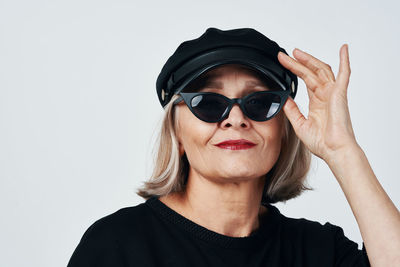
[324,222,371,267]
[67,220,126,267]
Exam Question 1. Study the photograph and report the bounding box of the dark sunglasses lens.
[245,93,281,121]
[190,94,229,122]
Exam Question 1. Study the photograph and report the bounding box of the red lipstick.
[215,139,256,150]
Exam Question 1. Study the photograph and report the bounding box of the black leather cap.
[156,27,298,107]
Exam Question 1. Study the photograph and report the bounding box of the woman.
[67,27,400,266]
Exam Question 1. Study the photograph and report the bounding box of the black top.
[67,196,370,266]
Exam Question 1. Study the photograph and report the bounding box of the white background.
[1,0,399,266]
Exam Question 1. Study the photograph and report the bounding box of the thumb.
[282,96,306,139]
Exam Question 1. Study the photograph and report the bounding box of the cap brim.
[167,47,296,102]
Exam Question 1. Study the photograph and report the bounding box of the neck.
[159,171,268,237]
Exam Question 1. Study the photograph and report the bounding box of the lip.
[215,139,256,150]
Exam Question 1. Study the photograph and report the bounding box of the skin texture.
[161,64,285,237]
[161,46,400,266]
[177,65,284,183]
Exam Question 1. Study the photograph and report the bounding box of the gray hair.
[137,94,313,203]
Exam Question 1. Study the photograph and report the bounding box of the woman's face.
[175,64,285,183]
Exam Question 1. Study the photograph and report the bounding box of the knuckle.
[316,68,326,76]
[307,81,319,91]
[297,68,307,78]
[324,63,332,71]
[321,80,334,87]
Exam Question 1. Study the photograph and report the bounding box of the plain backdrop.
[1,0,399,266]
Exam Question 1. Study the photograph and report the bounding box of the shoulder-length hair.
[136,92,313,203]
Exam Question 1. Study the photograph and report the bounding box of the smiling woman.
[137,63,312,206]
[67,27,400,267]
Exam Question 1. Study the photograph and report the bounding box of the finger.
[282,96,306,139]
[278,52,321,92]
[336,44,351,93]
[293,48,336,82]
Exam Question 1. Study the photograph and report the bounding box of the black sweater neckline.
[145,196,281,249]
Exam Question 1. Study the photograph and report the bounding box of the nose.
[221,104,250,129]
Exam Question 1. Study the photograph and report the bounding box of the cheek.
[255,118,284,161]
[263,113,285,143]
[176,106,285,179]
[177,107,215,155]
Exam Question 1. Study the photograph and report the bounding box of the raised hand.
[278,45,358,163]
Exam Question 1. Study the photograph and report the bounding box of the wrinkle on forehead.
[183,63,282,92]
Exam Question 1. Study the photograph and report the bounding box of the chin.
[227,173,262,181]
[219,165,265,181]
[218,157,272,178]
